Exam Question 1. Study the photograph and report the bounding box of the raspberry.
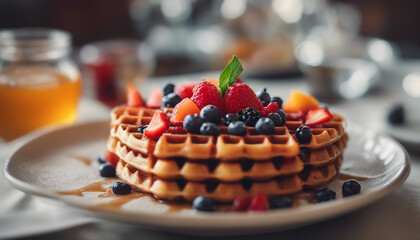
[174,82,196,99]
[191,82,225,113]
[224,83,264,114]
[248,192,269,212]
[262,102,279,117]
[232,196,252,212]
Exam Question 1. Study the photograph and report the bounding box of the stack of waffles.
[107,106,348,202]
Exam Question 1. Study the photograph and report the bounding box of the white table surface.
[1,61,419,240]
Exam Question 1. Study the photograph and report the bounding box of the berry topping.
[387,104,405,125]
[183,114,203,134]
[283,90,319,113]
[105,151,119,167]
[342,180,361,197]
[262,102,279,117]
[137,125,148,134]
[224,83,264,114]
[277,109,287,122]
[99,163,116,177]
[305,107,333,127]
[174,82,196,99]
[269,196,293,209]
[295,126,312,144]
[97,156,106,164]
[268,112,285,126]
[228,121,247,136]
[223,113,240,126]
[127,84,144,108]
[248,192,269,212]
[193,196,215,212]
[112,182,132,195]
[144,110,170,139]
[170,98,200,126]
[315,188,336,203]
[256,88,271,106]
[200,122,220,136]
[162,92,182,108]
[238,107,262,127]
[270,96,283,108]
[232,196,252,212]
[167,126,187,134]
[200,105,221,124]
[255,117,275,135]
[191,82,225,113]
[286,111,306,120]
[145,88,163,109]
[163,83,175,96]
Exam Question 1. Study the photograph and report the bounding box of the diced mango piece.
[282,90,319,113]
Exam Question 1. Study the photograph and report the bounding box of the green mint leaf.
[218,56,243,97]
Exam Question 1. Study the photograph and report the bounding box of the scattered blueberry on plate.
[315,188,336,203]
[112,182,132,195]
[99,163,115,177]
[193,196,215,212]
[269,196,293,209]
[342,180,361,197]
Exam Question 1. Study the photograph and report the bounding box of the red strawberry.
[145,88,163,108]
[105,151,119,167]
[144,110,170,139]
[224,83,264,114]
[232,196,252,212]
[191,82,225,113]
[305,107,333,127]
[170,98,200,126]
[262,102,279,117]
[286,111,306,121]
[236,77,243,83]
[248,192,270,212]
[127,84,144,107]
[175,82,196,99]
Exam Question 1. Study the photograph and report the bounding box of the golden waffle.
[108,137,304,182]
[115,159,302,202]
[299,155,343,187]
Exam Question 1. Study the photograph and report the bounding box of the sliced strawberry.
[174,82,196,99]
[262,102,279,117]
[305,107,333,127]
[248,192,269,212]
[232,196,252,212]
[167,126,187,134]
[105,151,119,167]
[127,83,144,107]
[145,88,163,108]
[170,98,201,126]
[144,110,170,139]
[286,111,306,121]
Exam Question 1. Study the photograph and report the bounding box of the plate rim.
[3,120,411,231]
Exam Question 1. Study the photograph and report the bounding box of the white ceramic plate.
[4,121,410,236]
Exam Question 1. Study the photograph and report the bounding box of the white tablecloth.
[1,62,419,240]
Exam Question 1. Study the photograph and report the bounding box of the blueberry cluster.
[256,87,283,108]
[183,105,221,136]
[98,156,115,178]
[315,188,336,202]
[162,83,181,107]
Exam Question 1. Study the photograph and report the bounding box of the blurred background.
[0,0,419,120]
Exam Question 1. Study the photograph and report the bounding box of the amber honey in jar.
[0,29,81,141]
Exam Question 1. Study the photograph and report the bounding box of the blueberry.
[342,180,361,197]
[200,122,220,136]
[295,126,312,144]
[269,196,293,209]
[183,114,203,134]
[99,163,115,177]
[137,125,148,133]
[268,112,286,127]
[223,113,239,126]
[112,182,132,195]
[228,121,247,136]
[163,83,175,96]
[270,96,283,108]
[162,93,182,108]
[192,196,215,212]
[315,188,336,203]
[97,156,106,164]
[387,104,404,125]
[277,109,287,122]
[256,88,271,107]
[255,117,275,135]
[200,105,221,124]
